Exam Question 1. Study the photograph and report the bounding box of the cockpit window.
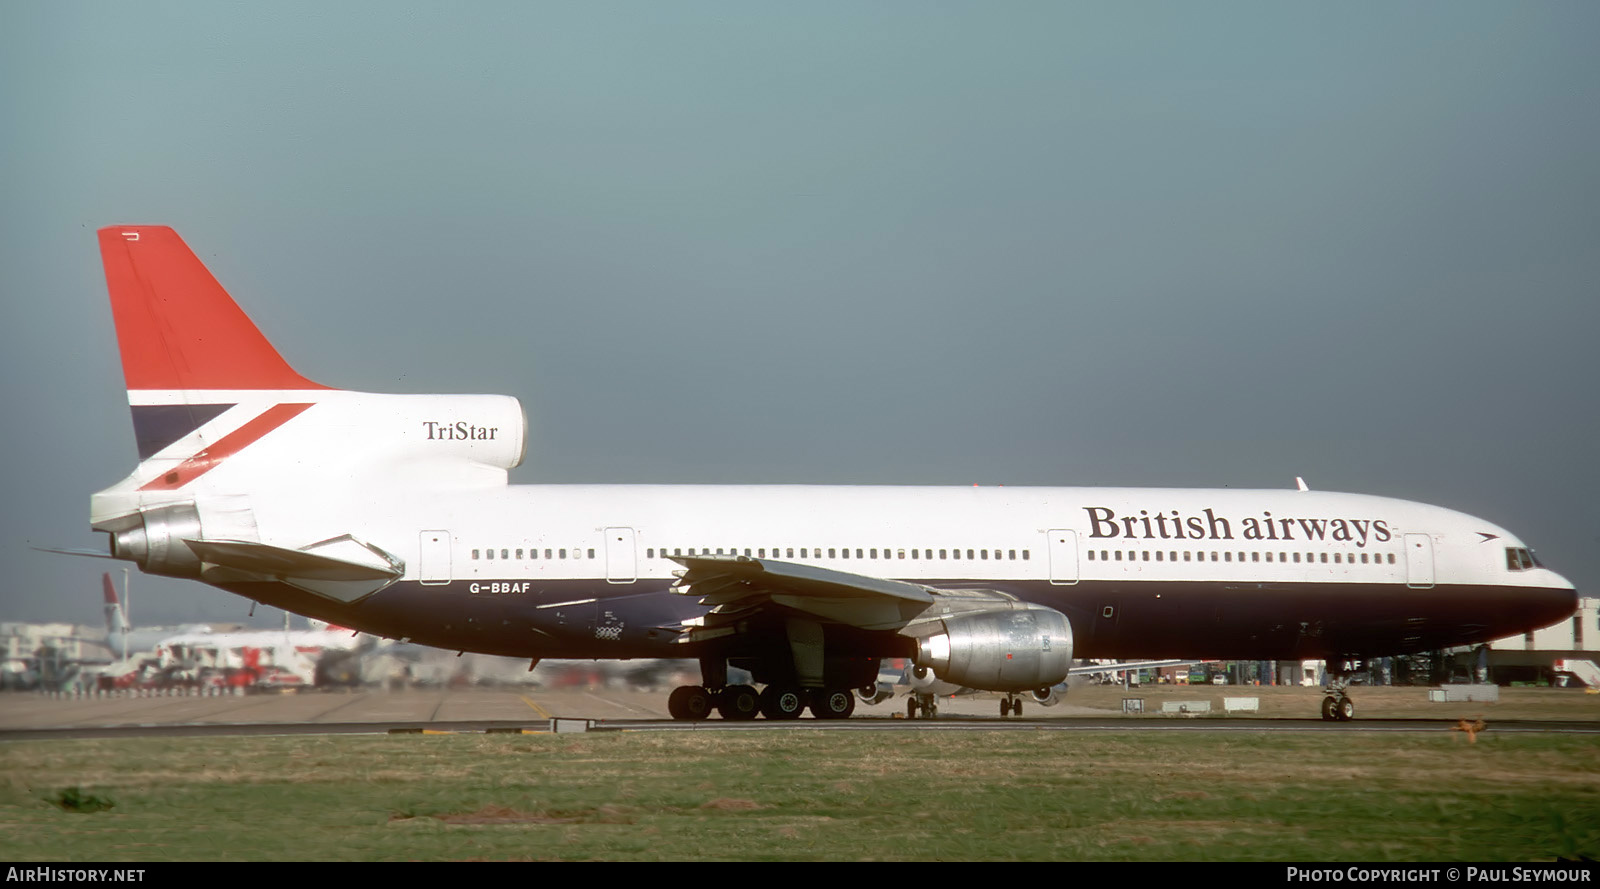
[1506,547,1538,571]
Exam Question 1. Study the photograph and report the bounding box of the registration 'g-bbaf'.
[89,227,1577,721]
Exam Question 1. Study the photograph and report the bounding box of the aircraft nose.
[1537,575,1580,623]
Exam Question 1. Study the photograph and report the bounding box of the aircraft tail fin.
[97,227,330,394]
[90,227,524,576]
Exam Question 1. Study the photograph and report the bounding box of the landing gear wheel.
[1000,698,1011,717]
[668,685,713,721]
[907,696,919,719]
[1013,699,1023,717]
[718,684,760,720]
[810,688,856,720]
[1336,697,1355,722]
[1320,695,1337,721]
[759,686,806,720]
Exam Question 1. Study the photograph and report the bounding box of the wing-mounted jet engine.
[898,587,1072,718]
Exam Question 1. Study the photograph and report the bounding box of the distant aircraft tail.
[101,572,130,638]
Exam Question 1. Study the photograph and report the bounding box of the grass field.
[2,729,1597,861]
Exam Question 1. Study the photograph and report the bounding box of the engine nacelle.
[103,502,204,579]
[915,605,1073,693]
[906,663,960,696]
[1030,687,1061,707]
[855,682,895,705]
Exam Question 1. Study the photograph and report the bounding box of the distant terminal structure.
[1485,596,1598,686]
[1083,598,1598,691]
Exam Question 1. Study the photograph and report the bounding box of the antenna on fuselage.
[1295,477,1310,492]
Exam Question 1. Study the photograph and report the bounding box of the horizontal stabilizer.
[32,545,118,560]
[184,539,401,581]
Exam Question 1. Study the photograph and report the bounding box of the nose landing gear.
[1320,665,1358,721]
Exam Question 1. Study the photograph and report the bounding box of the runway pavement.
[3,683,1597,739]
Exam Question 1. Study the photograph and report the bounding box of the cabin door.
[419,530,452,585]
[1404,533,1435,589]
[605,527,637,584]
[1048,529,1079,585]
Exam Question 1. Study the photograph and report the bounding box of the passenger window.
[472,549,480,560]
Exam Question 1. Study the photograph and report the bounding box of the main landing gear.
[666,684,856,721]
[1000,694,1024,717]
[907,692,938,719]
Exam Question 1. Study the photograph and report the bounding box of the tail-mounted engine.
[102,502,205,578]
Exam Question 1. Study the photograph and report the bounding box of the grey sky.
[2,2,1596,626]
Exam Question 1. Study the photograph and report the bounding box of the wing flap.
[669,554,936,634]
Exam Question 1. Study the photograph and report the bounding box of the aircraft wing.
[1066,659,1200,675]
[669,554,942,637]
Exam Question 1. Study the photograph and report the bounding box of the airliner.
[87,226,1578,721]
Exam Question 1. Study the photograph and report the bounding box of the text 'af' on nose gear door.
[419,530,452,585]
[605,527,637,584]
